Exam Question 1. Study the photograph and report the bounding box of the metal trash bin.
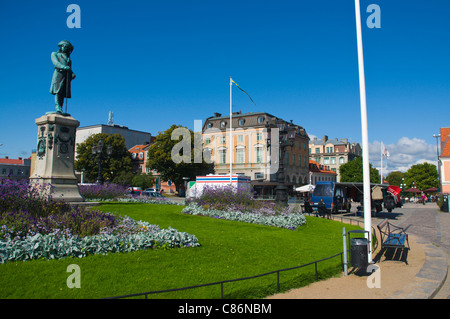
[350,238,368,269]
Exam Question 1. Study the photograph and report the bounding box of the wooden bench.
[377,218,410,257]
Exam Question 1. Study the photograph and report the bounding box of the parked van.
[310,181,351,214]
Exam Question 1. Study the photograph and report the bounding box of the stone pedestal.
[30,113,84,202]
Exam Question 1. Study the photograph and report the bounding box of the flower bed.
[91,196,184,205]
[182,203,305,230]
[183,184,306,230]
[79,183,128,200]
[0,211,200,263]
[0,179,199,263]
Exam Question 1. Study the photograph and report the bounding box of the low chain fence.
[104,252,344,299]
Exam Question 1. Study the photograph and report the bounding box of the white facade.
[75,124,151,158]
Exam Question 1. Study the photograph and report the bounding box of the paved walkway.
[271,202,449,299]
[393,202,450,298]
[340,202,449,299]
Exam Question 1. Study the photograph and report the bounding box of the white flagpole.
[381,142,383,184]
[229,77,233,184]
[354,0,372,263]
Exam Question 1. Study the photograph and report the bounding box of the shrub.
[79,183,128,200]
[0,178,71,218]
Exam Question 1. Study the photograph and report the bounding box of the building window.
[285,152,290,165]
[331,157,336,164]
[299,155,302,167]
[1,168,6,175]
[339,157,345,164]
[219,150,226,164]
[258,116,264,124]
[324,157,329,165]
[256,147,263,163]
[221,121,226,128]
[236,147,245,163]
[207,123,213,128]
[239,119,245,126]
[256,133,262,141]
[237,135,243,143]
[205,138,211,145]
[255,172,264,180]
[139,152,144,159]
[292,154,296,166]
[315,147,320,154]
[221,136,226,144]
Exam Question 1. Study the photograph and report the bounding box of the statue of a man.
[50,40,76,114]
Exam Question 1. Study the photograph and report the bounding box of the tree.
[75,133,133,183]
[339,157,380,184]
[386,171,405,186]
[131,173,156,189]
[111,171,135,186]
[404,162,438,190]
[146,125,214,191]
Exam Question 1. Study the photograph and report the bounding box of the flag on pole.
[382,143,390,158]
[231,79,255,105]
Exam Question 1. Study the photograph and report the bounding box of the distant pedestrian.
[421,194,426,205]
[318,199,330,219]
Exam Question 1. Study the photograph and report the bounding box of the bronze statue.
[50,40,76,114]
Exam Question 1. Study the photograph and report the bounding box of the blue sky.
[0,0,449,174]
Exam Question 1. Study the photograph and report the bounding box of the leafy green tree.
[111,171,135,186]
[75,133,133,183]
[131,173,156,189]
[404,162,438,190]
[339,157,380,184]
[386,171,405,186]
[146,125,214,191]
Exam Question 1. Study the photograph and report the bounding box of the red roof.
[0,157,24,165]
[309,160,337,175]
[441,127,450,157]
[128,144,150,153]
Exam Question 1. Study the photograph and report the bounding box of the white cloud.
[369,137,437,174]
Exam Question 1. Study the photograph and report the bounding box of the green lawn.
[0,203,361,299]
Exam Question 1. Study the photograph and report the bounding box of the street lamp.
[266,120,296,206]
[400,177,406,204]
[91,138,112,184]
